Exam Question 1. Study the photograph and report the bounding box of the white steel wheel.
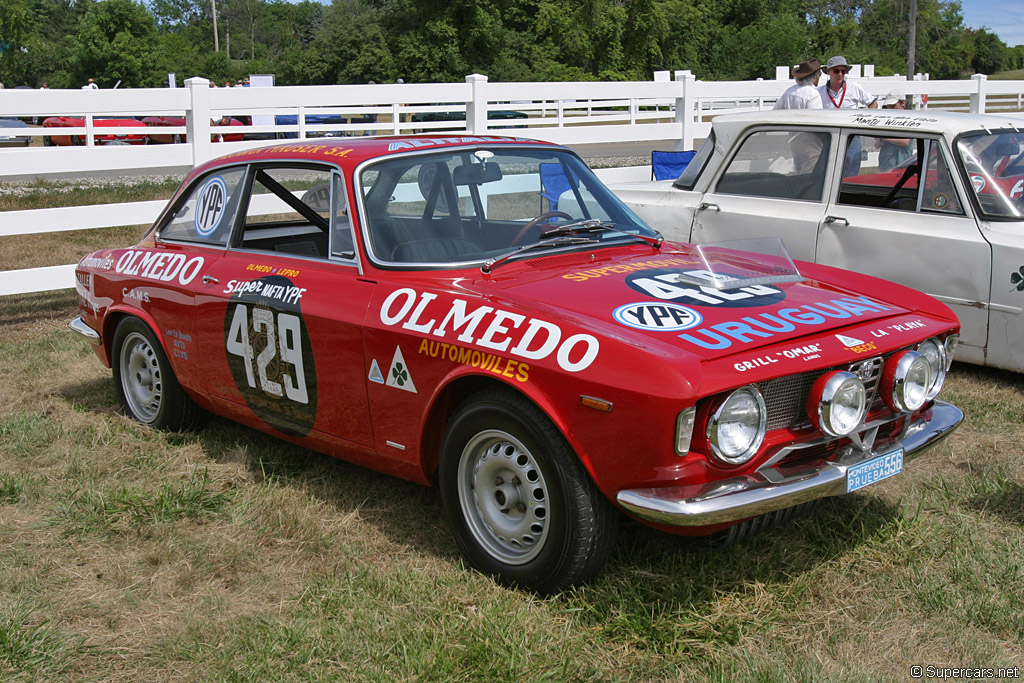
[119,330,164,424]
[111,317,205,431]
[439,387,617,594]
[457,429,550,565]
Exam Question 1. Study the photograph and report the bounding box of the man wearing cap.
[774,59,824,110]
[877,90,913,171]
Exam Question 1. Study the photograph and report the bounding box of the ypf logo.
[195,176,227,237]
[613,302,702,331]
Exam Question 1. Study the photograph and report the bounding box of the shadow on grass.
[965,478,1024,527]
[54,370,916,621]
[0,290,78,327]
[59,376,116,415]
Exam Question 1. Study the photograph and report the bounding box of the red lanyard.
[828,82,847,108]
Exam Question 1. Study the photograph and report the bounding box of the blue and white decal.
[626,269,786,308]
[613,302,702,331]
[195,176,227,237]
[678,296,893,350]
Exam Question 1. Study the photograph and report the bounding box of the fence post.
[674,70,696,151]
[970,73,988,114]
[185,77,213,167]
[465,73,488,134]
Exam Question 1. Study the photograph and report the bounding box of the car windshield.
[357,146,658,266]
[956,130,1024,219]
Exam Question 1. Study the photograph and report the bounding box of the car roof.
[710,109,1024,143]
[193,134,559,177]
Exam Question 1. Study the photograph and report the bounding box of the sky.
[959,0,1024,47]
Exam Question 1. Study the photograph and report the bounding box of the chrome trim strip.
[68,316,101,344]
[615,401,963,527]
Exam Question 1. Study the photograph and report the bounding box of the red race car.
[42,115,147,146]
[70,136,963,592]
[141,115,245,144]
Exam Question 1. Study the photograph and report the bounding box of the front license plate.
[846,448,904,493]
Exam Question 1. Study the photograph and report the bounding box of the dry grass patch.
[1,291,1023,681]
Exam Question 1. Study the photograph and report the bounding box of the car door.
[690,127,835,262]
[815,132,991,354]
[194,164,376,447]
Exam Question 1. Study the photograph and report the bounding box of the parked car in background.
[612,110,1024,373]
[70,135,962,592]
[0,117,32,147]
[141,115,245,144]
[274,113,349,139]
[42,115,147,146]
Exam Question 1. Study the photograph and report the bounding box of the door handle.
[698,202,721,212]
[202,275,220,284]
[824,215,849,226]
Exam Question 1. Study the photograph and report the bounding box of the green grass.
[1,291,1023,681]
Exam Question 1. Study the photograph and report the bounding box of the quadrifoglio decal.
[626,269,786,308]
[679,296,893,350]
[380,288,599,373]
[115,250,204,285]
[223,275,317,437]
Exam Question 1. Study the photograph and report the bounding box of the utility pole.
[212,0,220,52]
[906,0,917,80]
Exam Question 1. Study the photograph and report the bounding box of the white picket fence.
[2,71,1022,297]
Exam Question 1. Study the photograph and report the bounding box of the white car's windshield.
[358,146,658,266]
[957,131,1024,219]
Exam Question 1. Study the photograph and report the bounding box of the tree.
[74,0,160,87]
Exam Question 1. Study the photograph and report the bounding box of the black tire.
[439,387,618,594]
[72,135,82,146]
[111,317,205,431]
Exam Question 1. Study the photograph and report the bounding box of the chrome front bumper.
[68,316,101,344]
[616,401,963,527]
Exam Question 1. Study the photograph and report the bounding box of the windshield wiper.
[541,219,664,249]
[481,236,599,274]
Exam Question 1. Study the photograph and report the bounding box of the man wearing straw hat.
[774,59,824,110]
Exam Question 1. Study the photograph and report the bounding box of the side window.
[715,130,830,201]
[159,167,246,245]
[921,145,963,215]
[838,136,963,215]
[331,173,355,258]
[237,166,333,257]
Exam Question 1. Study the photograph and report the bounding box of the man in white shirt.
[774,59,823,110]
[818,56,877,110]
[819,56,877,176]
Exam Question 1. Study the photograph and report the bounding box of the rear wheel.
[112,317,205,431]
[439,388,617,593]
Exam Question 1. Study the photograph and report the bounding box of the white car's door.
[690,128,835,262]
[815,132,991,355]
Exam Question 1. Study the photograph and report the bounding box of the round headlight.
[943,334,959,371]
[807,370,867,437]
[882,350,932,413]
[706,386,767,466]
[916,337,946,400]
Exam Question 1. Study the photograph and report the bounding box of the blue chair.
[539,162,576,212]
[651,150,696,181]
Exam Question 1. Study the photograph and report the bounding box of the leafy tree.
[74,0,160,87]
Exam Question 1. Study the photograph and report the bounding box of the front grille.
[756,353,893,432]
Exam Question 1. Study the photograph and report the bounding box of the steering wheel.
[510,211,572,246]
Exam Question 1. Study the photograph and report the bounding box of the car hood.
[463,243,925,362]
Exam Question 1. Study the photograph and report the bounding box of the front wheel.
[111,317,205,431]
[439,388,617,593]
